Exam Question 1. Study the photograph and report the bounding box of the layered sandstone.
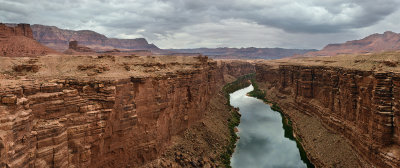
[255,54,400,167]
[0,23,33,38]
[0,55,254,167]
[0,23,57,57]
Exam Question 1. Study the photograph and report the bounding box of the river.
[230,85,311,168]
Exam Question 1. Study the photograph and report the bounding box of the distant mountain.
[305,31,400,56]
[169,47,316,60]
[0,23,57,57]
[31,24,160,52]
[29,24,316,59]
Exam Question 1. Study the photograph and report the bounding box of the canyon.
[254,53,400,167]
[2,22,400,168]
[0,54,255,167]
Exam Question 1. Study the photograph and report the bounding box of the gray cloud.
[0,0,399,49]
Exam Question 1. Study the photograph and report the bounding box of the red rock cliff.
[0,23,57,57]
[0,23,33,38]
[0,55,254,167]
[256,64,400,167]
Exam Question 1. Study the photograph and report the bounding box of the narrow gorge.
[2,53,400,167]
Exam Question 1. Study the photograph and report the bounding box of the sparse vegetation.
[247,78,270,103]
[248,79,314,168]
[220,74,314,168]
[220,73,254,168]
[222,73,254,97]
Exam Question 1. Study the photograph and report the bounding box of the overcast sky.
[1,0,400,49]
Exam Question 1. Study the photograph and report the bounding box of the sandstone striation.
[0,23,33,38]
[0,55,255,167]
[255,54,400,167]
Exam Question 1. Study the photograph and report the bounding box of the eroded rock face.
[0,56,255,168]
[256,64,400,167]
[0,23,57,57]
[68,41,95,53]
[219,60,255,77]
[0,23,33,38]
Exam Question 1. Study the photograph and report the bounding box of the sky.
[1,0,400,49]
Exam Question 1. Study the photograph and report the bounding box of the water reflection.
[230,85,308,168]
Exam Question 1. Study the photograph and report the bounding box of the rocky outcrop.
[169,47,316,60]
[0,23,33,38]
[68,41,95,53]
[0,23,57,57]
[31,24,160,52]
[256,64,400,167]
[218,60,255,77]
[0,55,255,168]
[305,31,400,56]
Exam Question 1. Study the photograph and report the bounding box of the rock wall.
[0,59,254,167]
[255,64,400,167]
[0,23,57,57]
[218,60,255,77]
[0,23,33,38]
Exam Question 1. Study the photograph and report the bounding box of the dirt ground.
[255,51,400,72]
[0,54,209,89]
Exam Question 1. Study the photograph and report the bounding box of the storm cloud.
[0,0,399,49]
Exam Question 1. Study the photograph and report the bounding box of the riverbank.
[255,81,368,167]
[140,74,253,168]
[220,74,254,167]
[246,80,314,168]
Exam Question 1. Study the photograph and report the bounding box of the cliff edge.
[0,54,255,167]
[255,52,400,167]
